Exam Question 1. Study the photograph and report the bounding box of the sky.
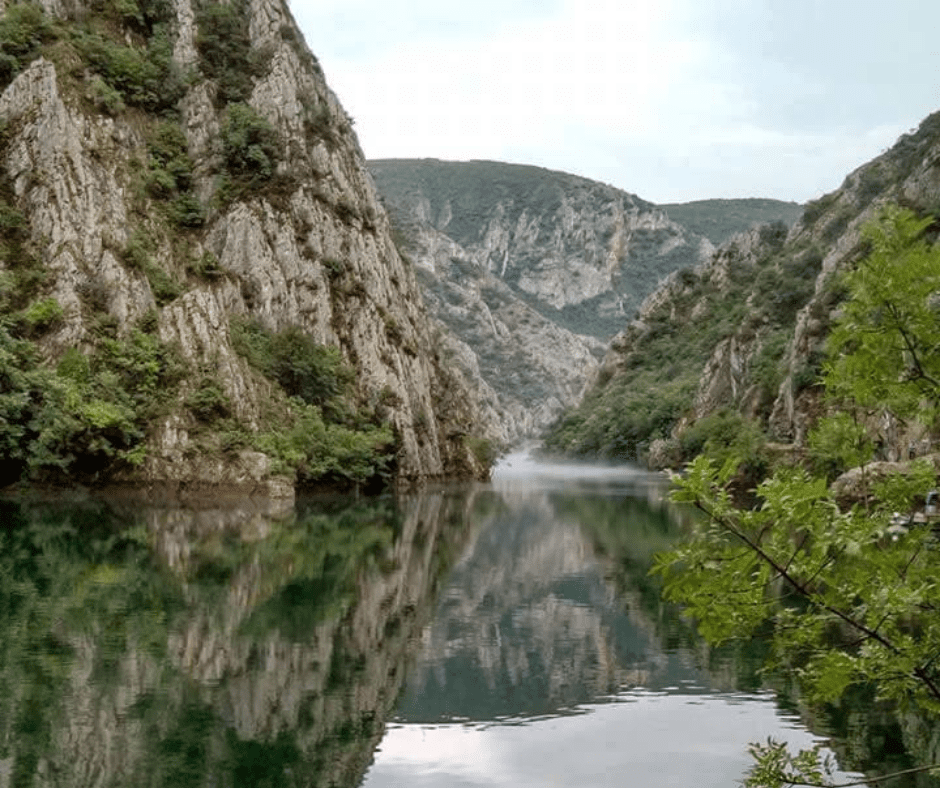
[290,1,940,205]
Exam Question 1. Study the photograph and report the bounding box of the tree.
[654,205,940,786]
[825,204,940,426]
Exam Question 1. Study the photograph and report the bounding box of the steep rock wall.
[567,110,940,467]
[0,1,495,492]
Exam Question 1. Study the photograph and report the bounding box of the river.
[0,451,934,786]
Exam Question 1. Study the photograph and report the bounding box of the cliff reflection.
[393,466,713,724]
[0,490,477,788]
[3,465,939,788]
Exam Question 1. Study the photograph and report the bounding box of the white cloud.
[293,1,940,203]
[314,1,706,158]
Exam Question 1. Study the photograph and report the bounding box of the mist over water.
[492,448,653,483]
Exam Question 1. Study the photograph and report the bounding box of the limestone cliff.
[369,159,716,440]
[0,0,495,494]
[689,111,940,453]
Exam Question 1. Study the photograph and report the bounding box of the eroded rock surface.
[0,2,497,493]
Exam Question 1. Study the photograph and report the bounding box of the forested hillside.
[662,198,804,245]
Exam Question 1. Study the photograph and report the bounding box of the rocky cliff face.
[685,112,940,452]
[369,159,716,440]
[0,0,495,494]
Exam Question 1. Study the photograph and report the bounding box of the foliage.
[301,97,337,146]
[465,435,499,469]
[122,230,184,305]
[0,0,182,112]
[658,456,940,706]
[824,205,940,427]
[657,456,940,784]
[0,3,54,90]
[678,409,770,485]
[72,25,184,114]
[229,318,398,487]
[230,318,352,411]
[741,740,836,788]
[807,412,873,481]
[221,102,280,186]
[167,192,206,228]
[194,0,257,106]
[0,324,184,484]
[749,329,790,400]
[656,205,940,785]
[186,377,231,423]
[88,0,174,35]
[802,192,840,228]
[87,75,125,115]
[15,296,64,338]
[542,224,813,458]
[255,400,395,487]
[754,246,823,325]
[0,175,44,311]
[144,120,204,229]
[187,251,225,281]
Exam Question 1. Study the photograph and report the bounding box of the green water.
[0,454,935,787]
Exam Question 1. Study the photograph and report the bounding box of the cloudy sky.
[291,1,940,205]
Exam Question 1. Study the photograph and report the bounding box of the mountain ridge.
[369,157,803,441]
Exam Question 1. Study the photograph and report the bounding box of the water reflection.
[0,490,476,787]
[391,456,717,728]
[360,454,870,788]
[1,455,938,787]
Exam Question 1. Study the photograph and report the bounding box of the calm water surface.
[361,453,859,788]
[0,453,933,786]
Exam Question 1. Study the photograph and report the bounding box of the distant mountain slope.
[371,159,712,337]
[368,158,714,439]
[662,198,804,245]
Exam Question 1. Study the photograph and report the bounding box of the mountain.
[545,111,940,466]
[661,198,804,245]
[0,0,496,495]
[368,159,711,439]
[369,159,805,441]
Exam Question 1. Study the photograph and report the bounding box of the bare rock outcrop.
[0,1,498,493]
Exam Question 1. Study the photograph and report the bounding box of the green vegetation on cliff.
[229,319,397,489]
[0,319,185,486]
[543,222,820,462]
